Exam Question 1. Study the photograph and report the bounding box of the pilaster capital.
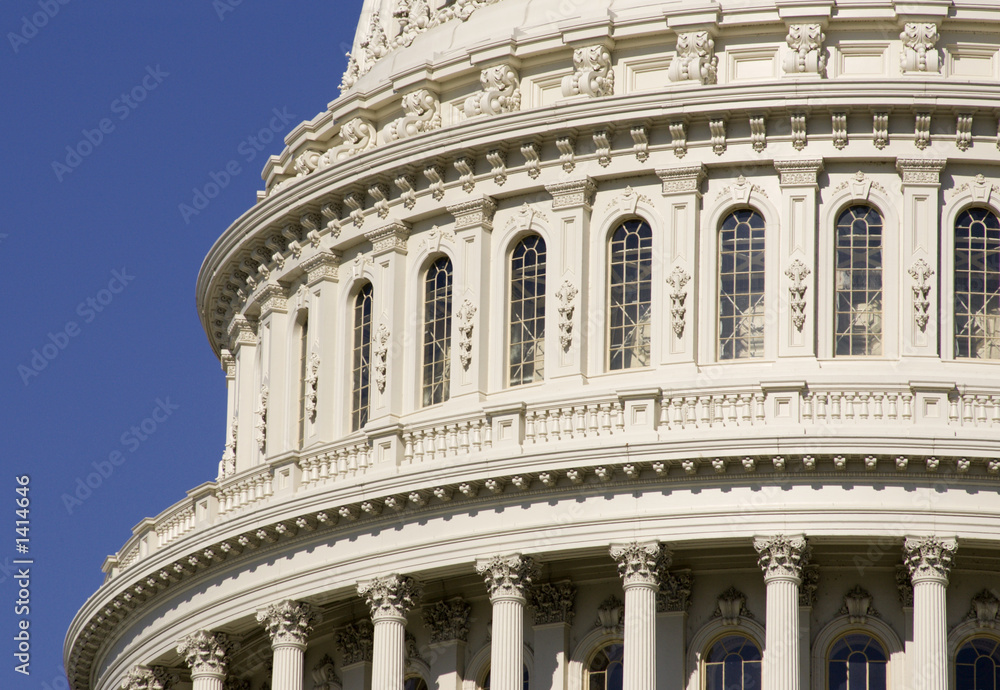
[447,196,497,231]
[358,574,421,622]
[256,599,319,648]
[227,315,257,351]
[121,666,174,690]
[754,534,811,582]
[529,580,577,625]
[610,541,669,588]
[302,250,341,285]
[475,553,536,601]
[657,568,693,613]
[335,620,374,665]
[422,597,472,643]
[655,165,706,196]
[774,158,824,186]
[176,630,232,678]
[903,536,957,584]
[256,283,289,317]
[545,178,597,210]
[220,349,236,378]
[896,158,947,186]
[364,221,410,256]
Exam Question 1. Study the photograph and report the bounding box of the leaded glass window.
[956,636,1000,690]
[404,677,428,690]
[608,219,652,370]
[835,205,884,356]
[297,315,309,447]
[828,633,887,690]
[719,209,766,359]
[510,235,546,385]
[704,634,762,690]
[422,257,453,406]
[588,643,624,690]
[955,208,1000,359]
[351,284,373,431]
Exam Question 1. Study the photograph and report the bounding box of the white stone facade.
[68,2,1000,690]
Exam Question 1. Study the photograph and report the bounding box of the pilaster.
[773,159,822,358]
[529,582,576,690]
[656,569,691,690]
[904,536,957,690]
[754,535,810,690]
[228,315,258,473]
[544,178,596,382]
[423,599,471,690]
[336,621,374,690]
[301,250,341,444]
[177,631,232,690]
[257,284,291,458]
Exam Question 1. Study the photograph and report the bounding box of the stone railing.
[299,438,373,490]
[216,464,274,517]
[524,399,625,443]
[156,502,197,548]
[402,416,493,464]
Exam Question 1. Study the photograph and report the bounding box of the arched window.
[835,205,884,356]
[828,633,887,690]
[510,235,546,385]
[481,666,529,690]
[587,643,624,690]
[719,209,766,359]
[423,257,453,406]
[351,284,373,431]
[404,676,429,690]
[608,219,652,370]
[956,636,1000,690]
[954,207,1000,359]
[704,634,761,690]
[296,313,310,447]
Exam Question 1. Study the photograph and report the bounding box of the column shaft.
[912,580,947,690]
[491,596,524,690]
[764,578,799,690]
[372,616,406,690]
[623,583,656,690]
[191,673,225,690]
[271,642,306,690]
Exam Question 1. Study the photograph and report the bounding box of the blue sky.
[0,1,364,686]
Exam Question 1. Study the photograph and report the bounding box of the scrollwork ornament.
[908,258,934,331]
[457,300,477,369]
[561,45,614,98]
[657,569,693,613]
[785,259,811,331]
[668,31,718,84]
[374,323,390,393]
[304,352,320,422]
[968,590,1000,629]
[900,22,940,73]
[783,24,826,75]
[255,385,268,454]
[389,89,441,140]
[667,266,691,337]
[754,535,810,581]
[464,64,520,118]
[311,654,342,690]
[555,280,578,350]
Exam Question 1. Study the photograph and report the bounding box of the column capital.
[655,164,706,196]
[773,158,824,186]
[754,534,811,582]
[657,569,693,613]
[904,536,957,584]
[545,177,597,210]
[227,315,257,351]
[476,553,536,601]
[220,349,236,378]
[256,599,319,648]
[302,250,341,285]
[358,574,421,622]
[896,157,947,186]
[529,580,577,625]
[256,283,289,317]
[364,221,410,256]
[422,598,472,643]
[121,666,174,690]
[610,541,670,588]
[447,195,498,230]
[335,620,374,665]
[176,630,232,678]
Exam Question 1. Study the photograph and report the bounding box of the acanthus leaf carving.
[529,581,576,625]
[669,31,718,84]
[121,666,173,690]
[423,598,472,643]
[903,536,957,583]
[754,534,811,581]
[255,385,268,454]
[476,554,536,600]
[176,630,232,676]
[907,258,934,331]
[783,24,826,75]
[389,89,441,141]
[657,568,693,613]
[785,259,811,331]
[561,45,614,98]
[456,299,477,369]
[555,280,578,351]
[595,595,623,632]
[358,574,421,621]
[218,415,238,480]
[304,351,320,422]
[714,586,753,625]
[334,620,374,665]
[610,541,668,587]
[464,64,520,118]
[967,590,1000,629]
[840,585,878,623]
[256,599,319,646]
[374,323,390,394]
[667,266,691,337]
[900,22,940,73]
[311,654,342,690]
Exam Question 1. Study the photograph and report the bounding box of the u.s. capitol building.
[67,1,1000,690]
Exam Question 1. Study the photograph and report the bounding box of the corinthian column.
[754,535,810,690]
[257,600,319,690]
[904,536,957,690]
[476,554,536,690]
[610,542,665,690]
[177,631,232,690]
[358,574,421,690]
[121,666,173,690]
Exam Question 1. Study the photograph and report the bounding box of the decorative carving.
[312,654,342,690]
[424,164,445,201]
[903,536,957,583]
[593,130,612,168]
[448,196,497,230]
[255,385,268,454]
[521,142,542,178]
[774,158,823,186]
[423,598,471,643]
[395,172,417,210]
[714,587,752,625]
[611,185,653,215]
[596,595,624,632]
[710,119,727,155]
[799,565,820,606]
[556,136,576,173]
[487,148,508,185]
[454,157,476,193]
[631,125,650,162]
[785,259,811,331]
[304,352,319,422]
[456,299,477,369]
[374,323,390,394]
[546,178,597,210]
[610,541,668,587]
[669,31,718,84]
[840,585,878,623]
[873,112,889,150]
[791,114,807,150]
[957,114,973,151]
[555,280,578,350]
[335,620,374,665]
[177,631,231,676]
[750,116,766,152]
[219,416,237,479]
[908,258,934,331]
[344,190,366,228]
[718,175,767,204]
[390,89,441,141]
[365,221,410,254]
[464,64,521,118]
[900,23,940,73]
[657,165,705,195]
[667,266,691,337]
[335,118,378,160]
[257,600,319,646]
[562,44,614,98]
[896,565,914,606]
[121,666,172,690]
[897,158,946,185]
[967,590,1000,629]
[321,201,343,237]
[832,113,848,149]
[657,569,693,613]
[915,113,932,150]
[783,24,826,75]
[358,574,421,621]
[476,554,536,600]
[529,581,576,625]
[669,121,687,158]
[754,535,811,581]
[368,182,390,219]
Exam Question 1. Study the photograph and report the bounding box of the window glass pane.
[298,316,310,446]
[955,208,1000,359]
[705,635,761,690]
[422,258,452,406]
[719,209,766,359]
[608,220,652,369]
[828,633,888,690]
[835,205,883,356]
[351,285,373,430]
[510,236,546,385]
